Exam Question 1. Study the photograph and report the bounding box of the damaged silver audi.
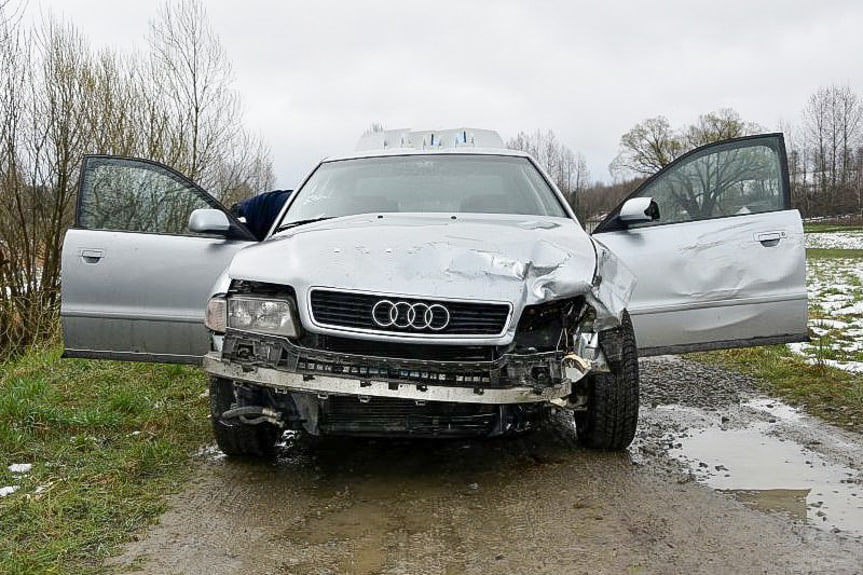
[61,128,809,455]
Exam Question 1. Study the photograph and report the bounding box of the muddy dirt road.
[114,358,863,574]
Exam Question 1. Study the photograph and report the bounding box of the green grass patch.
[803,222,863,234]
[806,247,863,260]
[0,345,210,574]
[689,346,863,431]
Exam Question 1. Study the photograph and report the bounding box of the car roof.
[321,147,532,163]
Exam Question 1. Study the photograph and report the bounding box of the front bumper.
[203,353,574,405]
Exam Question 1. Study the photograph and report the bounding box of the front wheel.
[575,310,639,450]
[209,377,280,457]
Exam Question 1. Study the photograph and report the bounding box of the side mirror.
[618,197,660,224]
[189,209,230,235]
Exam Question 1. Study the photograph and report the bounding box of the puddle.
[664,407,863,536]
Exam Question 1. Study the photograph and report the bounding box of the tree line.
[787,85,863,218]
[0,0,273,357]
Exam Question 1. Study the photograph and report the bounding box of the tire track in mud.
[111,360,863,575]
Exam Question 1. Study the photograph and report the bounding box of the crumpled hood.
[231,213,596,299]
[226,213,627,344]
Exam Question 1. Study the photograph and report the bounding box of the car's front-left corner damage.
[201,228,639,449]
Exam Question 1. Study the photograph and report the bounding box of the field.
[790,227,863,372]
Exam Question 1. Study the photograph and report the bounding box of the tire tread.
[577,311,639,450]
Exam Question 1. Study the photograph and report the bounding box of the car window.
[78,157,222,235]
[280,155,567,226]
[629,138,786,227]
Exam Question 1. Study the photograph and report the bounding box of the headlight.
[205,296,227,333]
[227,296,300,337]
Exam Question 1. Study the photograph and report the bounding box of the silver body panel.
[595,209,808,355]
[61,229,252,363]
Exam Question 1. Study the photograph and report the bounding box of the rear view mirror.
[618,197,660,224]
[189,209,230,235]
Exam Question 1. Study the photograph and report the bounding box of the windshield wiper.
[276,216,335,231]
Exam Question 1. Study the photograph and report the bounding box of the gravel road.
[112,357,863,574]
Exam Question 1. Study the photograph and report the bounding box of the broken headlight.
[514,297,583,352]
[227,295,301,338]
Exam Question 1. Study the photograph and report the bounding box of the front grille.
[303,334,498,362]
[310,289,510,336]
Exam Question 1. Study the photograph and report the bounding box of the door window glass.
[78,157,221,235]
[631,138,786,227]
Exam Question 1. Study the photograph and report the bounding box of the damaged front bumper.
[203,306,629,437]
[203,353,574,404]
[202,327,607,406]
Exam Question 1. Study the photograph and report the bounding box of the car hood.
[226,213,629,344]
[232,213,595,298]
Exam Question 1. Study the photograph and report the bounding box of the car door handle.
[754,231,786,246]
[80,248,104,264]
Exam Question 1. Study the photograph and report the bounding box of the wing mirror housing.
[618,197,660,225]
[189,209,230,235]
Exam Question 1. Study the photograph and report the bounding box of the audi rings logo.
[371,300,451,331]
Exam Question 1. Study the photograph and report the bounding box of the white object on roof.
[356,128,505,151]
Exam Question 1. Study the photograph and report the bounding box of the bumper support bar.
[203,353,575,405]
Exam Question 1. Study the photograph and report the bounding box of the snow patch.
[786,251,863,373]
[806,232,863,250]
[8,463,32,474]
[835,301,863,315]
[811,319,848,330]
[805,358,863,373]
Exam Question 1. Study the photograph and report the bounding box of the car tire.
[209,376,280,457]
[575,310,639,450]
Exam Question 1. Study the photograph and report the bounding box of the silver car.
[61,128,808,455]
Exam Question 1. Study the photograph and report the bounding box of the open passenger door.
[61,156,256,363]
[593,134,808,356]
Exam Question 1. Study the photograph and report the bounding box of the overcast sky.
[30,0,863,188]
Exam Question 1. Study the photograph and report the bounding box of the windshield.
[278,154,567,228]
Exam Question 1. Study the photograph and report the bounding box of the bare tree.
[609,116,684,177]
[781,119,812,217]
[148,0,239,187]
[0,3,63,354]
[507,129,590,196]
[36,18,95,298]
[213,131,275,206]
[684,108,761,148]
[84,49,139,156]
[803,85,863,216]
